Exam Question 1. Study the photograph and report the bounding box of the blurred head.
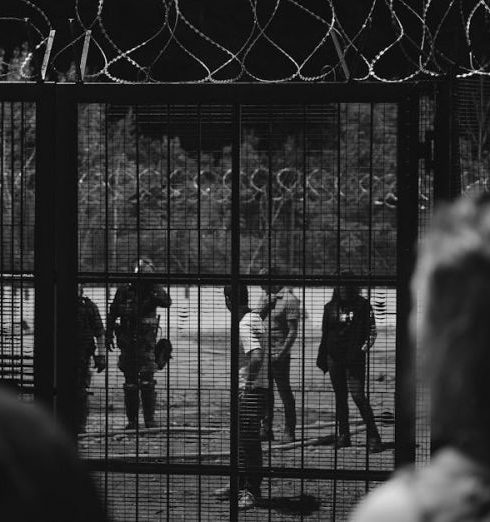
[223,283,249,312]
[134,257,155,274]
[259,266,283,294]
[412,193,490,460]
[0,387,107,521]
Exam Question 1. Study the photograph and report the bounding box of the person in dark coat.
[76,284,106,433]
[317,276,382,452]
[106,258,172,429]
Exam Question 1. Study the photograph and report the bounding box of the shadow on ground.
[256,494,321,516]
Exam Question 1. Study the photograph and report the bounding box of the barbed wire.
[79,166,413,210]
[0,0,490,83]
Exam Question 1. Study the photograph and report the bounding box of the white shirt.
[239,311,268,389]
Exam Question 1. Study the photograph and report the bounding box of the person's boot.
[335,432,351,449]
[367,426,383,453]
[123,384,140,429]
[283,425,295,443]
[141,380,157,429]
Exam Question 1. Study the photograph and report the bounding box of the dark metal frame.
[0,80,438,518]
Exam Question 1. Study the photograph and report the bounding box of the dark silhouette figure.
[317,277,381,453]
[106,258,171,429]
[0,388,107,521]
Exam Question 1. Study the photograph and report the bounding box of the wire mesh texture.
[0,101,35,396]
[1,1,490,83]
[75,99,407,521]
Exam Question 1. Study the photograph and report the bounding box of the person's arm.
[276,293,299,359]
[239,313,264,390]
[320,304,328,347]
[276,319,298,359]
[361,303,377,352]
[105,289,120,349]
[89,300,105,356]
[87,299,106,372]
[316,304,330,373]
[240,348,264,391]
[256,293,277,320]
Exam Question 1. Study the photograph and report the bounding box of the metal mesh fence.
[0,101,35,394]
[0,84,436,521]
[77,99,401,520]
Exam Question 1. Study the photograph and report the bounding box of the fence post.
[34,84,56,409]
[395,92,419,467]
[434,79,461,201]
[53,84,78,437]
[229,102,241,521]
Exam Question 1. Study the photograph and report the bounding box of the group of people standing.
[76,258,172,433]
[76,259,382,510]
[223,268,383,510]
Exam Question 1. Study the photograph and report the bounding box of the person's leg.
[76,359,91,434]
[239,388,264,503]
[347,363,382,451]
[274,355,296,440]
[140,371,157,428]
[139,329,158,428]
[260,359,276,440]
[328,356,350,444]
[123,368,140,429]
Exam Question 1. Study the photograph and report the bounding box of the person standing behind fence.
[316,275,382,453]
[76,284,106,434]
[350,194,490,522]
[257,267,299,443]
[214,284,268,510]
[105,258,172,430]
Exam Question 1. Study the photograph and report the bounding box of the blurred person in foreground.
[351,194,490,521]
[316,274,382,453]
[257,267,299,442]
[214,283,268,510]
[76,284,106,433]
[106,258,172,429]
[0,387,107,521]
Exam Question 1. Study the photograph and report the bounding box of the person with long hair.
[351,194,490,521]
[317,273,382,453]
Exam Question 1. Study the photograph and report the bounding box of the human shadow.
[313,435,395,453]
[256,493,321,516]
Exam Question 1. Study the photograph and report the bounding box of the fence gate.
[1,83,430,521]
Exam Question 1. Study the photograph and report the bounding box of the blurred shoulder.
[350,476,418,522]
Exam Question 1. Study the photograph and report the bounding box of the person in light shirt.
[214,283,268,510]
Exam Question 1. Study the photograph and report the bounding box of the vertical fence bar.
[230,102,241,521]
[53,85,78,436]
[34,85,56,408]
[395,93,419,467]
[434,79,461,202]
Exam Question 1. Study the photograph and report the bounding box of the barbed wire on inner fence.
[79,165,417,211]
[1,0,490,83]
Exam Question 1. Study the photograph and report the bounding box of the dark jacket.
[317,294,376,371]
[77,296,104,357]
[106,282,171,336]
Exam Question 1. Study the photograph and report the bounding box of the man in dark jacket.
[317,277,382,453]
[106,258,172,429]
[77,284,106,434]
